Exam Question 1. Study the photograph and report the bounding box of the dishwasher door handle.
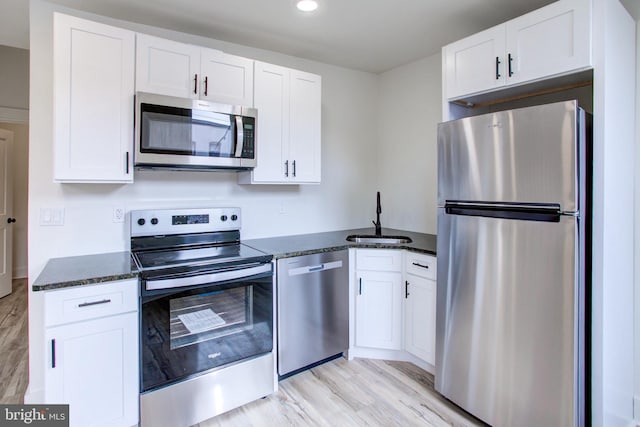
[288,260,343,276]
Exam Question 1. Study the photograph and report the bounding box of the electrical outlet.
[113,207,125,223]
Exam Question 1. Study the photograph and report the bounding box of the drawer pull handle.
[405,280,410,299]
[412,262,429,270]
[51,339,56,368]
[78,299,111,308]
[359,278,362,295]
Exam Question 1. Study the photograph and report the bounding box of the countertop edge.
[32,272,139,292]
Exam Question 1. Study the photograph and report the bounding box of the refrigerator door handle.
[444,201,562,222]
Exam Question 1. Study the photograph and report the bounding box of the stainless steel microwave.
[134,92,257,170]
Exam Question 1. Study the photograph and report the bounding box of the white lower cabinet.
[355,270,403,350]
[404,252,437,365]
[43,279,139,427]
[352,249,437,368]
[354,249,403,350]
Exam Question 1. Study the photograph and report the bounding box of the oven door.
[140,262,273,393]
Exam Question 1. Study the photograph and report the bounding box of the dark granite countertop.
[32,251,138,291]
[243,228,436,259]
[32,228,436,291]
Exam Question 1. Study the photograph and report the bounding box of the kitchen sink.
[346,235,413,244]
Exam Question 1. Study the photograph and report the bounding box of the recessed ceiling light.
[297,0,318,12]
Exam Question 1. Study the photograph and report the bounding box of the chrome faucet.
[372,191,382,236]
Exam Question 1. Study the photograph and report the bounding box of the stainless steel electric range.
[130,207,276,427]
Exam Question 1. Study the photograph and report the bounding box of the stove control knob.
[137,218,146,226]
[231,214,238,221]
[151,218,159,225]
[220,215,228,222]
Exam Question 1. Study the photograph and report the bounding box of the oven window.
[140,103,236,158]
[141,274,272,392]
[169,286,252,350]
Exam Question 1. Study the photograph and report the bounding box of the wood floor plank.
[198,357,486,427]
[0,279,28,404]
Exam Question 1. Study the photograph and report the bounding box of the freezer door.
[435,209,583,427]
[437,100,580,212]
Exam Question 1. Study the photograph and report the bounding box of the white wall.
[635,14,640,425]
[590,0,637,425]
[27,0,380,399]
[0,45,29,111]
[377,54,442,234]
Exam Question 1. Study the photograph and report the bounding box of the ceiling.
[2,0,562,73]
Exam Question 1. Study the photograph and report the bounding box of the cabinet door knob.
[7,218,16,224]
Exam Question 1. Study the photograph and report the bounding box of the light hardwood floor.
[0,278,29,404]
[1,279,484,426]
[199,358,486,427]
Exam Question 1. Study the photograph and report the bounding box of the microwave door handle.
[234,116,244,157]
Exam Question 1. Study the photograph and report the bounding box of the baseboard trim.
[23,384,44,404]
[13,266,27,279]
[0,107,28,124]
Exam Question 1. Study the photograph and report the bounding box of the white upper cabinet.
[135,34,254,106]
[135,34,200,99]
[444,0,591,100]
[504,0,591,85]
[199,48,254,106]
[444,25,506,100]
[239,61,321,184]
[289,70,322,183]
[53,13,135,183]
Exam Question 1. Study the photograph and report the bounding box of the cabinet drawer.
[45,279,138,327]
[356,249,402,272]
[405,252,436,280]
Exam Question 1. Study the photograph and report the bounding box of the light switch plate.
[40,208,65,226]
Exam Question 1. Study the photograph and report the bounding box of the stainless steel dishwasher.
[277,250,349,377]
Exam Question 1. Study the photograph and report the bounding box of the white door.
[0,129,13,298]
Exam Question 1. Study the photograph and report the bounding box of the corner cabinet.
[135,33,254,106]
[403,252,436,365]
[53,13,134,183]
[354,249,403,350]
[238,62,321,184]
[43,279,139,427]
[444,0,591,100]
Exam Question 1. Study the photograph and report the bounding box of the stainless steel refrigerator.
[436,100,588,427]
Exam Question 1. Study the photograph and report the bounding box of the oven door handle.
[145,263,271,291]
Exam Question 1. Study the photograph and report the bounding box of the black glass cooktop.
[134,243,270,271]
